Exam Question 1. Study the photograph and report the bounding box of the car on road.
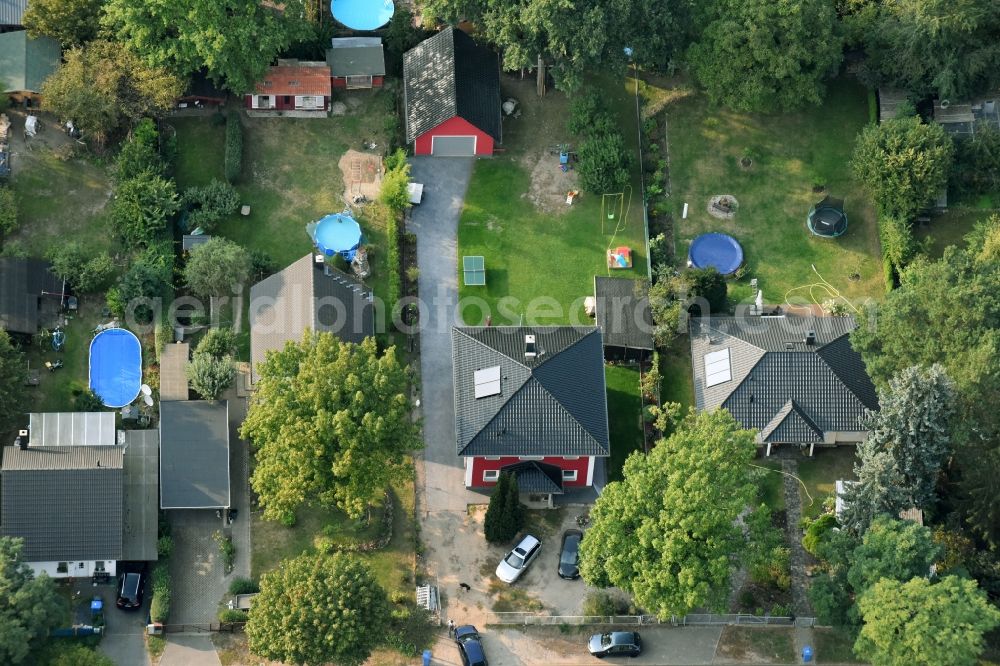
[495,534,541,583]
[116,569,145,610]
[455,624,488,666]
[558,529,583,579]
[588,631,642,658]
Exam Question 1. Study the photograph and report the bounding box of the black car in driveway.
[558,529,583,579]
[455,625,488,666]
[588,631,642,658]
[116,568,146,610]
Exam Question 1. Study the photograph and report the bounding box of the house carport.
[159,400,231,509]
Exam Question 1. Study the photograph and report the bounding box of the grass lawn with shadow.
[813,627,863,663]
[752,458,786,514]
[457,75,648,325]
[605,364,643,481]
[914,207,992,259]
[666,78,884,306]
[660,337,694,411]
[795,447,858,520]
[716,626,796,664]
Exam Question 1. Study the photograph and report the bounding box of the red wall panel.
[414,115,494,156]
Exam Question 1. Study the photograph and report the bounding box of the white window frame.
[562,469,578,482]
[346,74,373,89]
[294,95,324,110]
[252,94,275,110]
[483,469,500,482]
[431,135,477,156]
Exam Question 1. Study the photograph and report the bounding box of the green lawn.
[753,459,786,514]
[8,152,114,258]
[251,472,416,598]
[660,338,694,410]
[666,78,884,305]
[796,447,858,519]
[813,627,863,663]
[457,76,648,325]
[914,207,991,258]
[605,364,643,481]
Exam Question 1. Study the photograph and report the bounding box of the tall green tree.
[0,538,67,664]
[183,238,251,298]
[0,332,28,433]
[687,0,842,113]
[841,364,956,534]
[859,0,1000,101]
[0,186,17,250]
[576,132,632,194]
[247,553,389,666]
[41,41,183,146]
[183,180,241,233]
[579,409,756,617]
[483,472,510,543]
[856,575,1000,666]
[23,0,104,46]
[110,174,179,246]
[102,0,311,93]
[851,114,954,219]
[242,334,420,522]
[851,216,1000,545]
[502,473,524,542]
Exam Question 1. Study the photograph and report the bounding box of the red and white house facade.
[452,326,610,502]
[245,62,332,117]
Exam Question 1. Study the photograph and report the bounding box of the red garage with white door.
[403,27,501,156]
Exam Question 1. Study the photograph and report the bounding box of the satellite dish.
[143,394,154,407]
[140,384,152,396]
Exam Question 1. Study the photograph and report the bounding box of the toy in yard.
[566,190,579,205]
[51,328,65,351]
[307,210,364,261]
[607,246,632,269]
[45,359,64,371]
[601,192,625,233]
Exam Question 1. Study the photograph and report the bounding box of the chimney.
[524,334,537,359]
[16,429,28,449]
[96,460,101,468]
[805,331,816,346]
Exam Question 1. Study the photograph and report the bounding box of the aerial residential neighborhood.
[0,0,999,665]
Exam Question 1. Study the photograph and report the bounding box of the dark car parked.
[558,529,583,579]
[455,625,488,666]
[588,631,642,658]
[116,570,145,610]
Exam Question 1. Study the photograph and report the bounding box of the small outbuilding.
[0,257,63,336]
[593,276,653,362]
[0,30,60,102]
[403,27,501,156]
[246,61,332,117]
[327,37,385,90]
[178,70,226,108]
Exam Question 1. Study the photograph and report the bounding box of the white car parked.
[495,534,541,583]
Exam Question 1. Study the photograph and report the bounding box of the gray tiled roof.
[0,0,26,26]
[122,429,159,561]
[249,254,374,377]
[690,315,878,442]
[403,27,501,142]
[502,461,564,494]
[159,401,230,509]
[594,276,654,351]
[452,326,610,457]
[1,445,123,561]
[0,257,62,334]
[29,412,116,446]
[327,37,385,77]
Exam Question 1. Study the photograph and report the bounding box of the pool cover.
[309,211,363,261]
[688,233,744,276]
[89,328,142,408]
[331,0,394,30]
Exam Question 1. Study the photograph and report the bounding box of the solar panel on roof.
[704,348,732,387]
[474,365,501,398]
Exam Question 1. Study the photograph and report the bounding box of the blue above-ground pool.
[688,233,744,276]
[309,211,364,261]
[89,328,142,408]
[331,0,394,30]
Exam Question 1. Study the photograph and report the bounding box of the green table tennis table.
[463,255,485,286]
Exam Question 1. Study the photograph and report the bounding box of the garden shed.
[327,37,385,89]
[403,27,501,156]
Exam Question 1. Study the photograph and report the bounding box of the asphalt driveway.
[97,583,151,666]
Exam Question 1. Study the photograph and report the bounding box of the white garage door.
[431,136,476,156]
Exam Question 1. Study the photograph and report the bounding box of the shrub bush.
[110,175,179,246]
[582,591,631,616]
[197,328,238,358]
[213,530,236,573]
[150,562,171,623]
[390,590,410,604]
[156,535,173,559]
[225,111,243,183]
[577,132,632,194]
[183,180,240,232]
[568,90,602,135]
[803,513,838,557]
[386,213,402,321]
[47,242,117,293]
[229,577,260,595]
[218,608,249,623]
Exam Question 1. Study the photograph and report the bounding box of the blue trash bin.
[422,649,432,666]
[802,645,813,662]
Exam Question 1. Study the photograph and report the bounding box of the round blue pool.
[688,233,744,276]
[311,212,363,261]
[89,328,143,408]
[331,0,394,30]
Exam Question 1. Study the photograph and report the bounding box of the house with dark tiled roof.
[594,276,654,361]
[0,256,63,336]
[452,326,609,503]
[690,315,879,455]
[403,27,501,156]
[327,37,385,90]
[249,254,374,379]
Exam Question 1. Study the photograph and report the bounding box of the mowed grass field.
[457,76,649,325]
[667,78,884,305]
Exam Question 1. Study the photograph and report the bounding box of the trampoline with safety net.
[807,196,848,237]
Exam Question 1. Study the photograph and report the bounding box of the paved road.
[160,633,223,666]
[168,389,251,625]
[407,156,480,515]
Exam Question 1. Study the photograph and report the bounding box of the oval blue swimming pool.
[89,328,143,408]
[331,0,394,30]
[688,233,744,276]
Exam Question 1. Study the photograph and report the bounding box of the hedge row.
[150,561,171,623]
[387,213,402,321]
[225,111,243,183]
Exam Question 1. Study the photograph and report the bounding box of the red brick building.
[245,62,332,116]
